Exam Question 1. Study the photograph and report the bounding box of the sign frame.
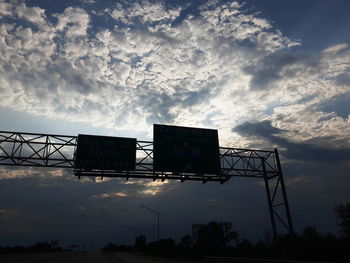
[74,134,136,171]
[153,124,221,174]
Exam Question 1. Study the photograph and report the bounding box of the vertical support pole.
[11,133,18,164]
[262,157,277,241]
[44,135,49,166]
[274,149,294,234]
[157,211,160,241]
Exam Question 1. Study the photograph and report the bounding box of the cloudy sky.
[0,0,350,248]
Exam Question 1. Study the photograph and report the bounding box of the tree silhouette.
[135,235,146,251]
[179,234,192,248]
[194,221,239,255]
[334,202,350,239]
[302,226,321,240]
[147,238,176,256]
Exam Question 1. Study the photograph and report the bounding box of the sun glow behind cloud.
[0,1,296,139]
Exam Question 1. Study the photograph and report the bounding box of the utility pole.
[140,205,159,241]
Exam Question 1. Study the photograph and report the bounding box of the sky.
[0,0,350,248]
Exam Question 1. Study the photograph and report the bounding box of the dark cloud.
[335,73,350,86]
[317,92,350,119]
[143,92,178,124]
[244,52,321,90]
[233,120,350,162]
[296,95,316,104]
[47,60,95,95]
[143,87,215,124]
[233,120,284,139]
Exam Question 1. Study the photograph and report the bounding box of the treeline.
[102,202,350,262]
[1,202,349,261]
[0,241,63,254]
[102,223,349,262]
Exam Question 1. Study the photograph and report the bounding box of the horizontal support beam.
[74,170,230,183]
[0,130,280,181]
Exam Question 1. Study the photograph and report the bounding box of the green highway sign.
[74,134,136,170]
[153,124,221,174]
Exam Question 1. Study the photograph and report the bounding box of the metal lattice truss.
[1,131,278,182]
[0,131,76,168]
[0,130,294,238]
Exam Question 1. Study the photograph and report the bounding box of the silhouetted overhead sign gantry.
[0,129,279,182]
[0,126,294,240]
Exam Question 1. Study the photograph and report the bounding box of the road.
[0,252,197,263]
[0,253,334,263]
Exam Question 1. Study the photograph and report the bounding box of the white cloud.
[81,0,95,4]
[0,167,37,179]
[0,167,65,180]
[139,188,161,196]
[54,7,90,37]
[322,43,349,54]
[0,0,349,151]
[91,192,128,198]
[145,181,169,187]
[0,0,12,17]
[111,1,182,24]
[15,2,46,25]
